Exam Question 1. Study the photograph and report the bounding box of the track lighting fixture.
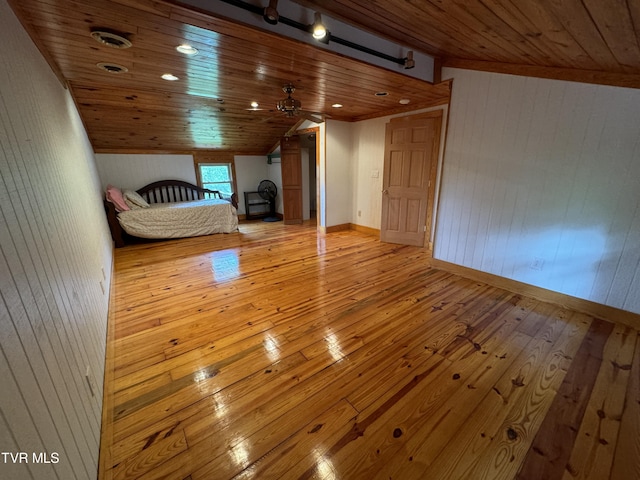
[403,51,415,69]
[311,12,328,40]
[217,0,415,69]
[263,0,279,25]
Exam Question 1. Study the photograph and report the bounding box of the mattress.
[117,198,238,239]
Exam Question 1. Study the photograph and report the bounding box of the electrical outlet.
[85,366,97,397]
[530,257,545,271]
[358,210,361,217]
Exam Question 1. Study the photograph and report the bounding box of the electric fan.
[257,179,280,222]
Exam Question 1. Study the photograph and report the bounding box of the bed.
[104,180,239,247]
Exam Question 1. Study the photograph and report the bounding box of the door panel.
[381,112,442,247]
[280,135,303,224]
[283,188,303,222]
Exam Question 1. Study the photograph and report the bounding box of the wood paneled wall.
[325,120,354,227]
[235,155,270,216]
[94,154,197,192]
[436,68,640,315]
[0,1,112,478]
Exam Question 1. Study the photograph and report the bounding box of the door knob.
[382,189,388,194]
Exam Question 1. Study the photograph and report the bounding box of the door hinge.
[424,225,427,232]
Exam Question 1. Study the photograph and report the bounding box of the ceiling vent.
[90,29,132,49]
[96,62,128,74]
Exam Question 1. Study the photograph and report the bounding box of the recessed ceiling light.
[375,92,389,97]
[332,103,343,108]
[90,29,132,49]
[176,44,198,55]
[96,62,128,74]
[250,101,259,108]
[399,99,411,105]
[161,73,179,81]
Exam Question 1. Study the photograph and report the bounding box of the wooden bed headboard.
[138,180,219,203]
[104,179,238,248]
[136,180,238,209]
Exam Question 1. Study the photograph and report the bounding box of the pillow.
[124,190,150,209]
[105,185,130,212]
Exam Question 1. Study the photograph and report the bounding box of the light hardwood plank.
[100,222,639,479]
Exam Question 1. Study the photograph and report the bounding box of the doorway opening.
[299,130,318,226]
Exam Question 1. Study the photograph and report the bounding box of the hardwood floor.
[99,221,640,480]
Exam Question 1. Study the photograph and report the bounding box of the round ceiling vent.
[96,62,129,74]
[90,29,132,49]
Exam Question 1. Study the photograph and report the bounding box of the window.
[198,163,234,196]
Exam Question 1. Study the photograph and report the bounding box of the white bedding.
[117,198,238,239]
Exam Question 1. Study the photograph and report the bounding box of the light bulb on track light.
[311,12,327,40]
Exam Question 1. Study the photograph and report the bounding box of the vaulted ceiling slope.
[296,0,640,89]
[8,0,451,154]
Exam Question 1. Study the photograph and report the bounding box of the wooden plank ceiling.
[297,0,640,88]
[8,0,451,154]
[10,0,640,154]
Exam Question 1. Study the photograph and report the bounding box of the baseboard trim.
[325,223,351,233]
[98,255,117,479]
[430,258,640,330]
[321,223,381,236]
[350,223,380,237]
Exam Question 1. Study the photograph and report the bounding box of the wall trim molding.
[430,258,640,330]
[98,253,116,478]
[325,223,351,233]
[320,223,381,236]
[350,223,380,237]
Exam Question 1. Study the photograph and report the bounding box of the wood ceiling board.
[582,0,640,69]
[68,77,422,117]
[290,0,485,60]
[17,0,638,154]
[292,0,640,82]
[472,0,596,70]
[294,0,544,63]
[31,3,439,85]
[536,0,630,72]
[4,0,453,152]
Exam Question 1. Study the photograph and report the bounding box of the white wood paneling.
[301,148,311,221]
[0,410,33,480]
[0,1,112,478]
[325,120,353,226]
[235,155,269,215]
[267,160,284,215]
[95,153,196,191]
[436,68,640,314]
